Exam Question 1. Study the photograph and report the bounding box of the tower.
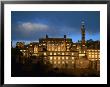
[80,20,86,54]
[81,21,85,47]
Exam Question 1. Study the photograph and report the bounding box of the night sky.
[11,11,100,47]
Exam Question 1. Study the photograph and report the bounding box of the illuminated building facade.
[37,35,79,68]
[15,21,100,69]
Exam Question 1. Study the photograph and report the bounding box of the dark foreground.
[11,62,100,77]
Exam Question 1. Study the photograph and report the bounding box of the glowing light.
[54,61,56,64]
[92,55,94,58]
[54,53,56,55]
[62,61,65,64]
[50,52,52,55]
[54,57,56,60]
[62,53,64,55]
[50,57,52,60]
[58,57,60,60]
[62,57,64,60]
[58,61,60,64]
[44,52,46,55]
[72,53,74,55]
[72,61,74,64]
[66,57,68,59]
[72,57,74,60]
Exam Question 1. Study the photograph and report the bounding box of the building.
[14,21,100,70]
[37,35,79,68]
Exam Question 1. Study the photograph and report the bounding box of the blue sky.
[11,11,100,47]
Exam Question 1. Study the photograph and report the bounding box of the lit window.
[95,55,97,58]
[92,50,94,52]
[92,55,94,58]
[54,57,56,60]
[95,53,97,54]
[58,57,60,60]
[20,50,22,52]
[62,61,65,64]
[44,52,46,55]
[23,53,25,56]
[66,61,68,64]
[50,57,52,60]
[58,52,60,55]
[72,57,74,60]
[72,53,74,55]
[54,53,56,55]
[62,53,64,55]
[58,61,60,64]
[72,61,74,64]
[92,53,94,54]
[66,52,68,55]
[66,57,68,59]
[67,44,69,45]
[62,57,64,60]
[89,55,91,57]
[43,44,45,45]
[54,61,56,64]
[80,61,83,64]
[89,52,91,54]
[50,52,52,55]
[44,62,46,64]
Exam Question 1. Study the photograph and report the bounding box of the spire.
[46,34,48,38]
[81,20,85,47]
[81,20,85,28]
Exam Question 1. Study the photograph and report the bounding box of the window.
[50,52,52,55]
[66,57,68,59]
[62,53,64,55]
[66,61,68,64]
[54,57,56,60]
[95,52,97,54]
[95,55,97,58]
[50,61,52,64]
[92,55,94,58]
[50,57,52,60]
[58,52,60,55]
[72,61,74,64]
[89,52,91,54]
[62,57,64,60]
[72,53,74,55]
[72,57,74,60]
[54,61,56,64]
[58,61,60,64]
[66,52,68,55]
[58,57,60,60]
[54,52,56,55]
[62,61,65,64]
[44,52,46,55]
[89,55,91,57]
